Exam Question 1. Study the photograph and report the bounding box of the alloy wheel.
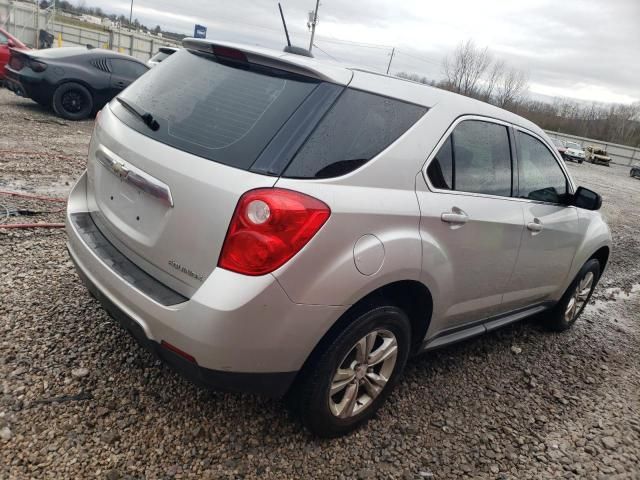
[329,329,398,418]
[61,90,84,113]
[564,271,594,323]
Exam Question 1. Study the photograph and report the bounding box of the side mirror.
[572,186,602,210]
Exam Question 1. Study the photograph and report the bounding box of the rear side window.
[113,49,319,170]
[427,120,512,197]
[516,131,568,203]
[110,58,148,78]
[283,89,427,178]
[0,32,8,44]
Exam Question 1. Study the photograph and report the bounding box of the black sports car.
[4,47,149,120]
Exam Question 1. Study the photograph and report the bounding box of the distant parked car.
[4,47,148,120]
[563,141,585,163]
[585,146,612,167]
[0,27,29,83]
[551,137,567,157]
[147,47,179,68]
[629,165,640,178]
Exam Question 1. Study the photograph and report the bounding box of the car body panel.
[585,146,612,166]
[563,142,586,162]
[4,47,147,111]
[0,27,28,80]
[65,40,612,390]
[415,173,525,329]
[88,104,277,296]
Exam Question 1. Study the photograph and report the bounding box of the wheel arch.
[290,279,433,395]
[53,78,97,95]
[588,245,610,272]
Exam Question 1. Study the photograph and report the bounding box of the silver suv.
[66,40,612,437]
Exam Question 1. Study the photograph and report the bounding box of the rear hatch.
[86,46,341,297]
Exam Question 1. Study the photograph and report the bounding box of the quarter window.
[110,58,148,79]
[516,131,568,203]
[284,89,427,178]
[427,120,512,197]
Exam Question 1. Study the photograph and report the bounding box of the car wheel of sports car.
[53,82,94,120]
[578,159,583,164]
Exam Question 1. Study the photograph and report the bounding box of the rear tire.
[294,305,411,437]
[545,259,600,332]
[52,82,93,120]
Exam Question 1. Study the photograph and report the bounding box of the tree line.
[398,40,640,147]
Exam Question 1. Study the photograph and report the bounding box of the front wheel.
[545,259,600,332]
[294,305,411,437]
[52,82,94,120]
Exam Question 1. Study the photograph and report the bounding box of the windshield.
[566,142,581,149]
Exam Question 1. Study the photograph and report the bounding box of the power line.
[314,35,393,50]
[313,43,339,61]
[394,50,441,66]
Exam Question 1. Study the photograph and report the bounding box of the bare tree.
[482,60,505,102]
[442,40,491,96]
[395,72,431,85]
[495,68,528,108]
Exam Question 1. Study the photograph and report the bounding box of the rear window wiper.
[116,97,159,131]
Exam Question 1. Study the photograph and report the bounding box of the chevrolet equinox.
[66,39,612,437]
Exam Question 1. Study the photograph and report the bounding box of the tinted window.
[283,89,427,178]
[429,120,512,196]
[427,137,453,189]
[113,49,319,170]
[516,132,568,203]
[110,58,148,78]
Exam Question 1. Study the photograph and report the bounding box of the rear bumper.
[70,251,296,397]
[4,67,50,103]
[3,73,25,96]
[66,171,346,396]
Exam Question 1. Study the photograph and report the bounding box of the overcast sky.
[82,0,639,104]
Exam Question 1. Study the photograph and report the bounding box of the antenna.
[278,3,291,47]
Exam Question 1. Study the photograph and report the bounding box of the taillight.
[218,188,331,276]
[29,60,48,73]
[9,55,24,71]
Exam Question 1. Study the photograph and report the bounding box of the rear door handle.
[527,219,543,233]
[441,211,469,224]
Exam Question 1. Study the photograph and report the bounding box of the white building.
[80,14,101,25]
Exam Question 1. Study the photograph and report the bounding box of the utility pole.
[386,47,395,74]
[308,0,320,54]
[129,0,133,27]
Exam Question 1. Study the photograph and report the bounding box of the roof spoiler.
[182,38,350,84]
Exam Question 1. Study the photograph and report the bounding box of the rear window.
[112,49,319,170]
[112,49,426,177]
[283,89,427,178]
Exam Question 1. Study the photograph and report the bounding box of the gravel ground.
[1,88,639,479]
